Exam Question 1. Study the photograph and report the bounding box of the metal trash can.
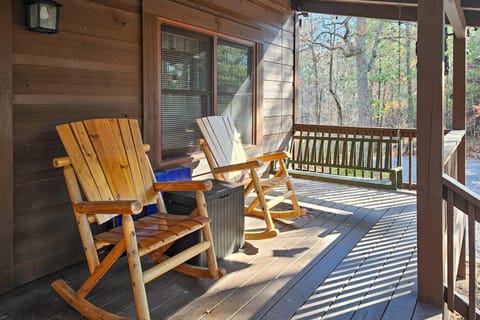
[164,180,245,266]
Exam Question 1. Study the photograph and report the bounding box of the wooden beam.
[299,0,480,28]
[461,0,480,10]
[416,0,446,307]
[300,0,417,22]
[255,42,264,146]
[302,0,418,6]
[0,0,14,293]
[293,13,299,133]
[453,36,466,184]
[464,11,480,28]
[452,36,467,280]
[142,10,161,168]
[446,0,466,38]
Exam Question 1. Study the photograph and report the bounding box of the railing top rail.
[293,124,417,138]
[443,130,465,166]
[442,174,480,223]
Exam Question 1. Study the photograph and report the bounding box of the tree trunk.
[305,19,324,125]
[328,25,343,125]
[405,22,416,128]
[355,18,371,126]
[316,89,324,123]
[310,43,322,124]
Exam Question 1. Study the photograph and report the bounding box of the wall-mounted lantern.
[25,0,62,33]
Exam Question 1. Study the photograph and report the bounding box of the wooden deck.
[0,179,442,319]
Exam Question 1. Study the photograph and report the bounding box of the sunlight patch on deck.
[292,200,418,320]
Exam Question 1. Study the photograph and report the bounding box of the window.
[160,25,255,159]
[217,40,254,144]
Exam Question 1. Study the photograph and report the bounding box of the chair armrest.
[153,180,213,192]
[53,157,71,168]
[248,151,290,162]
[74,200,143,215]
[212,160,263,174]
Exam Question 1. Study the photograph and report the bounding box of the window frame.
[143,18,261,167]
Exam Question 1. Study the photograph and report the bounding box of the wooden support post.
[0,0,14,294]
[416,0,446,307]
[453,35,467,279]
[256,42,264,146]
[293,12,300,130]
[453,36,466,184]
[142,10,161,167]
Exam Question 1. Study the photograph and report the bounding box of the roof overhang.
[292,0,480,37]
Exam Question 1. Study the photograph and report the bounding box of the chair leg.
[247,179,306,220]
[51,279,128,320]
[123,215,150,320]
[51,241,129,319]
[285,179,306,216]
[244,170,279,240]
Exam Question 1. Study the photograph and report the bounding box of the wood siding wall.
[6,0,293,290]
[10,0,142,287]
[0,0,14,293]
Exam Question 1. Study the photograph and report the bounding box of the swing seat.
[52,118,224,319]
[196,116,306,240]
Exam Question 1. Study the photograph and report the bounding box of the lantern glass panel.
[39,4,57,31]
[28,4,39,29]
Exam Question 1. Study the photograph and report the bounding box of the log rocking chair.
[196,116,306,240]
[51,118,224,319]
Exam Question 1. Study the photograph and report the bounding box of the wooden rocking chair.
[196,116,306,240]
[51,118,224,320]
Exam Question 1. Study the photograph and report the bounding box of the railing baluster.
[447,188,455,312]
[408,135,413,189]
[311,130,318,173]
[468,203,476,320]
[319,130,325,173]
[326,131,332,174]
[304,131,311,172]
[359,137,365,178]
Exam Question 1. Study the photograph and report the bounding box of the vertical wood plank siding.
[11,0,142,287]
[0,0,14,293]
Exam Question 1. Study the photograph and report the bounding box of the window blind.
[161,26,212,156]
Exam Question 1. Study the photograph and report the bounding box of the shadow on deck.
[0,179,442,319]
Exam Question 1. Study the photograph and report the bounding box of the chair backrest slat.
[197,116,248,181]
[57,118,157,224]
[84,119,137,200]
[69,121,114,201]
[118,120,149,203]
[129,119,157,205]
[57,122,107,201]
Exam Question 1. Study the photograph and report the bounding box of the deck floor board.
[0,179,440,320]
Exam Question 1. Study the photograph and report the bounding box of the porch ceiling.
[292,0,480,27]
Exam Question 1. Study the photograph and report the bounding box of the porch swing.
[285,12,404,190]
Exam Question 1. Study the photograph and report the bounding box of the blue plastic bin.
[114,167,192,227]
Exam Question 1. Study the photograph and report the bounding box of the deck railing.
[442,130,480,320]
[290,124,417,189]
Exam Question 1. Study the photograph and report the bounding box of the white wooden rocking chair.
[197,116,306,240]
